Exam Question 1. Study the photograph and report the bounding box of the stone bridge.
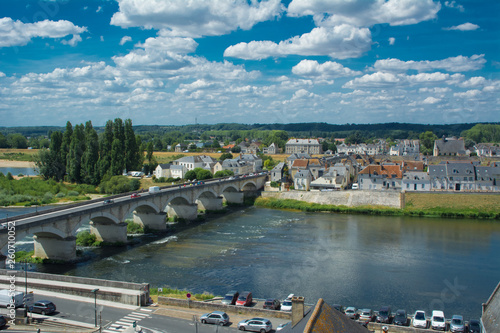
[0,174,267,262]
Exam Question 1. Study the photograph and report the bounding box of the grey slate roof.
[434,138,466,155]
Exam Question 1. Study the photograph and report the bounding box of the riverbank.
[256,192,500,219]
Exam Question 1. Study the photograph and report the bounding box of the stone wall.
[261,190,402,208]
[482,281,500,333]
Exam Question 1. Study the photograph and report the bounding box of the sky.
[0,0,499,127]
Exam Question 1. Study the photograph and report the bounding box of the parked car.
[0,315,6,328]
[103,199,113,204]
[281,294,294,311]
[413,310,427,329]
[393,309,408,326]
[237,317,272,332]
[376,306,392,324]
[431,310,446,331]
[31,300,56,315]
[276,321,291,331]
[358,309,374,322]
[467,319,482,333]
[345,307,358,320]
[130,193,140,198]
[332,304,344,313]
[450,315,465,332]
[221,291,239,305]
[200,311,230,326]
[263,298,280,310]
[236,291,252,307]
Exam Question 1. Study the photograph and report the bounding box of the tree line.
[35,119,143,185]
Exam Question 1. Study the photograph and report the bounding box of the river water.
[2,206,499,320]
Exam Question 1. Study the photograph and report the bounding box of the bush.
[67,190,79,197]
[41,192,54,204]
[56,192,66,198]
[99,176,141,194]
[76,231,101,247]
[126,220,144,234]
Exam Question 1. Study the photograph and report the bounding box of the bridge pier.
[133,211,167,231]
[167,203,198,221]
[196,196,224,211]
[34,235,77,261]
[222,191,245,204]
[89,221,128,243]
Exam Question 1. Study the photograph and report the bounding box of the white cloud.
[422,96,441,104]
[459,77,486,88]
[96,6,102,13]
[0,17,87,48]
[0,72,5,78]
[444,1,464,12]
[454,89,481,98]
[224,25,371,60]
[110,0,283,37]
[61,34,82,47]
[287,0,441,27]
[444,23,479,31]
[119,36,132,45]
[373,54,486,72]
[343,72,400,89]
[388,37,395,45]
[292,60,362,80]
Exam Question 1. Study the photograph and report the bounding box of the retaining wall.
[261,190,402,208]
[158,296,292,320]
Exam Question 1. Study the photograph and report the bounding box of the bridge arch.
[241,181,258,191]
[196,189,223,211]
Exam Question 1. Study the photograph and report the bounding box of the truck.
[0,290,24,308]
[148,186,160,194]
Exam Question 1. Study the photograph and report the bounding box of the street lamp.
[91,288,99,327]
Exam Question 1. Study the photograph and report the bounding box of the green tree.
[61,121,73,169]
[462,124,500,143]
[184,170,197,180]
[67,124,85,183]
[110,118,125,175]
[7,133,28,149]
[124,119,142,171]
[0,133,8,148]
[97,120,113,179]
[81,121,100,185]
[219,152,233,161]
[419,131,438,155]
[214,170,234,178]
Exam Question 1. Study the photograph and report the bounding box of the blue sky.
[0,0,498,127]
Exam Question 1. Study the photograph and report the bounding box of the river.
[2,206,499,320]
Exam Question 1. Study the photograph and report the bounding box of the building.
[310,165,349,190]
[263,142,278,154]
[213,159,253,175]
[294,169,312,191]
[429,162,476,191]
[433,137,466,156]
[270,162,286,183]
[482,281,500,333]
[238,154,263,172]
[402,171,431,191]
[358,164,403,190]
[153,163,172,178]
[174,143,188,152]
[286,139,322,155]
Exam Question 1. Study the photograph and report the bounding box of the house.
[170,165,187,179]
[215,159,253,175]
[358,164,403,190]
[237,154,263,172]
[270,162,286,182]
[310,165,349,190]
[294,169,312,191]
[290,159,309,180]
[285,139,322,155]
[307,158,323,179]
[174,143,188,152]
[153,163,172,178]
[173,155,205,170]
[401,161,425,172]
[475,144,500,157]
[475,165,500,191]
[287,153,312,167]
[402,171,431,191]
[433,137,467,156]
[428,162,476,191]
[278,297,370,333]
[263,142,278,154]
[391,140,420,156]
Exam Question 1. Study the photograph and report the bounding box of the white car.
[413,310,427,329]
[431,310,446,331]
[281,294,294,311]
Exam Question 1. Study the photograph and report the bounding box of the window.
[406,183,410,188]
[421,184,425,189]
[392,181,395,187]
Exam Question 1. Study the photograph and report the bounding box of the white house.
[154,163,172,178]
[294,169,312,191]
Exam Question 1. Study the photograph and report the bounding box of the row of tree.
[35,119,143,185]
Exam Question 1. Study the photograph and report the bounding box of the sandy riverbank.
[0,160,35,168]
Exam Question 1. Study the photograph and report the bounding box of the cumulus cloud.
[224,25,371,60]
[388,37,395,45]
[444,1,464,12]
[343,72,400,89]
[110,0,283,37]
[373,54,486,72]
[119,36,132,45]
[287,0,441,27]
[444,23,479,31]
[0,17,87,47]
[422,96,441,104]
[0,72,5,78]
[454,89,481,98]
[96,6,102,13]
[292,60,362,80]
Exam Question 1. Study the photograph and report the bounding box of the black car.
[468,319,482,333]
[376,306,392,324]
[263,298,281,310]
[103,199,114,204]
[393,309,408,326]
[31,300,56,315]
[0,315,6,328]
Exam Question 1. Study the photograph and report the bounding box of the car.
[31,300,56,315]
[358,309,374,322]
[200,311,230,326]
[352,183,359,190]
[236,291,252,307]
[431,310,446,331]
[103,199,113,204]
[276,321,291,331]
[130,193,140,198]
[467,319,482,333]
[376,306,392,324]
[393,309,408,326]
[332,304,344,313]
[0,315,5,328]
[413,310,427,329]
[450,315,465,332]
[237,317,272,332]
[345,307,358,320]
[221,291,239,305]
[281,294,294,311]
[263,298,280,310]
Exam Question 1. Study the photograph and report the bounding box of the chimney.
[291,296,305,326]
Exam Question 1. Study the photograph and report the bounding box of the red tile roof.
[359,164,403,178]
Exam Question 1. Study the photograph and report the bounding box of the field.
[0,148,38,162]
[405,192,500,213]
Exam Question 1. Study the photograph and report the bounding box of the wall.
[261,190,402,208]
[482,281,500,333]
[158,296,292,320]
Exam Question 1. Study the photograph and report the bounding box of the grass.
[405,192,499,212]
[150,287,215,302]
[0,149,37,162]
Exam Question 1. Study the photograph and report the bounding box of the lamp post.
[91,288,99,327]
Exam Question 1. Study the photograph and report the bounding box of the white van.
[431,310,446,331]
[148,186,160,194]
[0,290,24,308]
[352,183,359,190]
